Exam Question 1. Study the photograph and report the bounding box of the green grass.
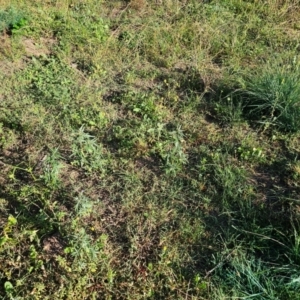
[1,0,300,299]
[0,6,27,34]
[241,57,300,132]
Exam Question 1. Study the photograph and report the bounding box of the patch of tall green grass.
[242,58,300,132]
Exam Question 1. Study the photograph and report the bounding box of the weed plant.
[0,7,27,34]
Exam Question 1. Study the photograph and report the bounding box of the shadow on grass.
[167,140,300,293]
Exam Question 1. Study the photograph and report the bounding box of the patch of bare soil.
[0,32,11,57]
[0,36,56,77]
[129,0,147,11]
[21,37,56,57]
[0,34,23,75]
[0,59,24,76]
[251,165,300,211]
[132,77,157,91]
[43,233,66,256]
[135,156,162,175]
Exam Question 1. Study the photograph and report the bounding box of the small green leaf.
[8,215,17,226]
[4,281,14,293]
[0,236,9,247]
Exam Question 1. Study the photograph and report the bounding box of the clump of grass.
[0,7,27,34]
[241,57,300,132]
[212,249,300,300]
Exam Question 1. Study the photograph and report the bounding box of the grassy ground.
[1,0,300,299]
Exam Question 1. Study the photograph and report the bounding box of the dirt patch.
[0,32,11,57]
[0,34,23,75]
[135,156,162,175]
[0,58,24,76]
[22,37,56,57]
[129,0,147,11]
[0,36,56,76]
[43,233,66,256]
[132,78,157,91]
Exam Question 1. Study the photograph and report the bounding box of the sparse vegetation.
[1,1,300,299]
